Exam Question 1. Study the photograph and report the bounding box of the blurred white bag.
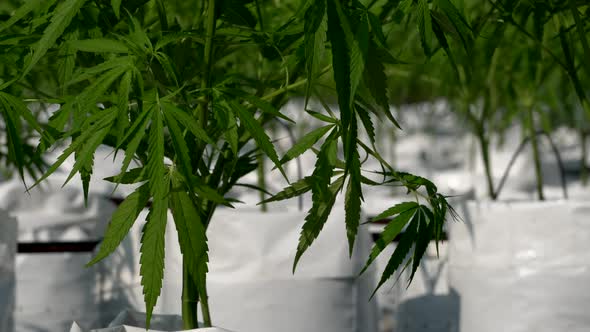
[449,200,590,332]
[0,149,118,331]
[0,209,17,332]
[69,310,234,332]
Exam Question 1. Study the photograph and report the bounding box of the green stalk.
[182,261,199,329]
[581,130,588,186]
[257,152,268,212]
[527,106,544,200]
[183,0,217,328]
[478,130,496,200]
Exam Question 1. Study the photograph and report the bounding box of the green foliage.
[0,0,504,328]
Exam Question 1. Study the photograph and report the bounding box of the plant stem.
[581,130,588,186]
[183,0,217,328]
[478,129,497,200]
[182,261,199,329]
[257,152,268,212]
[527,106,544,200]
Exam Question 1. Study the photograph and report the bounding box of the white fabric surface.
[0,209,17,332]
[0,145,121,331]
[449,200,590,332]
[69,310,233,332]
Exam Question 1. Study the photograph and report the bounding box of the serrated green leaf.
[408,207,431,282]
[140,101,168,328]
[87,183,150,266]
[163,106,193,185]
[24,0,87,76]
[360,203,417,276]
[0,0,42,33]
[344,174,362,257]
[293,176,344,272]
[67,56,134,86]
[305,110,338,124]
[220,88,295,123]
[104,167,146,184]
[417,0,434,57]
[350,14,368,102]
[31,108,117,189]
[356,104,376,147]
[344,115,362,255]
[363,41,401,129]
[368,12,386,46]
[155,52,178,86]
[169,172,208,293]
[161,103,215,145]
[68,39,129,53]
[259,176,313,204]
[437,0,472,55]
[281,125,333,164]
[116,71,132,145]
[371,212,419,298]
[229,100,287,181]
[116,105,153,184]
[112,0,122,18]
[326,0,352,138]
[304,0,327,108]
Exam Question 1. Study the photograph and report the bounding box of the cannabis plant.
[0,0,467,329]
[431,0,590,200]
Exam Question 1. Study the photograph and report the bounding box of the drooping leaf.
[140,102,168,328]
[280,125,333,164]
[31,108,118,188]
[293,176,344,272]
[417,0,434,57]
[344,115,362,255]
[115,104,153,183]
[359,202,418,275]
[326,0,352,138]
[68,39,129,53]
[363,41,401,129]
[169,172,208,295]
[161,103,215,145]
[111,0,122,18]
[228,100,287,180]
[220,88,295,123]
[0,0,42,33]
[303,0,327,108]
[409,206,434,283]
[104,167,146,184]
[163,107,193,186]
[259,176,313,204]
[87,183,150,266]
[24,0,87,76]
[116,70,132,145]
[371,212,419,297]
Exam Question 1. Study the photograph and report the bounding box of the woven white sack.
[449,200,590,332]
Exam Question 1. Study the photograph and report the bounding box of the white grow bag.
[69,310,233,332]
[100,199,378,332]
[0,157,118,331]
[0,209,17,332]
[449,200,590,332]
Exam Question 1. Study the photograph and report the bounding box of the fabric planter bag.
[69,310,233,332]
[0,171,118,331]
[449,200,590,332]
[0,209,17,332]
[99,197,379,332]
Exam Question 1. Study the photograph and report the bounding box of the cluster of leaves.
[0,0,468,328]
